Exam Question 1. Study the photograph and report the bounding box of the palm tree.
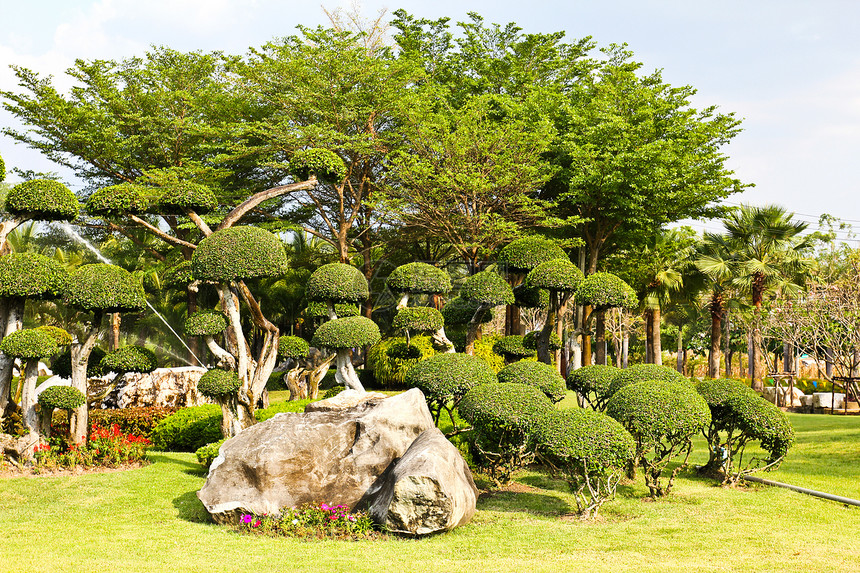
[693,232,735,378]
[722,204,813,390]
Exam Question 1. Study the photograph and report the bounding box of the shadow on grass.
[148,453,209,477]
[172,489,211,523]
[477,488,573,516]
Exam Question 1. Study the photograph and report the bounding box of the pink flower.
[242,514,253,524]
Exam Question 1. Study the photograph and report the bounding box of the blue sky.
[2,0,859,239]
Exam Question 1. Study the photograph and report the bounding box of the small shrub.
[607,363,691,398]
[38,386,86,410]
[311,316,381,349]
[100,346,158,374]
[306,263,369,304]
[278,336,310,359]
[567,364,620,411]
[404,353,497,425]
[498,237,567,273]
[197,369,241,398]
[184,310,228,337]
[149,404,222,452]
[492,335,536,361]
[497,360,566,403]
[0,329,58,359]
[195,439,226,467]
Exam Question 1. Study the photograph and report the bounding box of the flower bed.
[237,503,379,540]
[33,423,151,472]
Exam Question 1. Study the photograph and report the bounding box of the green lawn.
[0,413,858,573]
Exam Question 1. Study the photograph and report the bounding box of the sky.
[2,0,860,240]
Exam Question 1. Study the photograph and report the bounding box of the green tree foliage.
[492,335,536,362]
[197,369,242,398]
[567,364,619,411]
[277,336,310,359]
[0,328,58,359]
[306,263,369,306]
[607,363,690,398]
[0,253,68,299]
[38,385,86,411]
[184,310,228,337]
[404,352,496,424]
[387,262,452,295]
[191,227,289,283]
[5,179,79,221]
[496,360,566,403]
[100,346,158,374]
[64,263,146,313]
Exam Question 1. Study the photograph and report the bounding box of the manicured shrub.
[386,341,422,360]
[533,408,635,518]
[306,263,369,304]
[5,179,79,220]
[441,296,493,325]
[162,260,193,287]
[38,385,86,410]
[52,347,106,379]
[387,262,452,294]
[523,330,562,351]
[725,393,794,467]
[197,369,241,398]
[404,353,497,424]
[0,329,58,359]
[460,270,514,306]
[192,226,289,282]
[492,335,536,361]
[86,182,148,216]
[366,335,438,388]
[195,439,226,467]
[88,406,178,439]
[64,263,146,313]
[392,306,444,332]
[606,380,711,497]
[304,301,360,318]
[35,325,72,346]
[498,237,567,273]
[458,382,554,484]
[497,360,566,403]
[513,284,549,309]
[567,364,620,411]
[574,272,637,310]
[100,346,158,374]
[0,253,69,299]
[524,259,584,292]
[155,181,217,214]
[278,336,310,359]
[288,148,347,182]
[150,404,222,451]
[311,316,381,349]
[184,310,228,337]
[607,363,691,398]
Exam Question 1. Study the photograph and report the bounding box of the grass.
[1,407,859,572]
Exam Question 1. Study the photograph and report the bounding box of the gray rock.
[365,427,478,536]
[114,367,209,409]
[304,389,387,412]
[197,388,435,524]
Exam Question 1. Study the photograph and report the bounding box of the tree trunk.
[622,332,629,369]
[0,298,24,418]
[645,308,662,365]
[69,325,101,444]
[676,328,684,374]
[644,310,653,364]
[19,360,40,435]
[825,347,834,379]
[431,327,456,353]
[108,313,121,351]
[594,310,606,366]
[723,312,731,378]
[783,342,792,372]
[335,348,364,391]
[709,311,722,379]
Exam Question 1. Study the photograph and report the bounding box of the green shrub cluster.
[197,369,241,398]
[150,404,222,451]
[460,270,514,305]
[192,226,289,282]
[441,296,493,325]
[567,364,620,411]
[306,263,369,303]
[392,306,444,332]
[725,393,794,462]
[498,237,567,273]
[525,259,583,292]
[36,325,72,346]
[89,406,178,439]
[404,353,496,417]
[100,346,158,374]
[5,179,79,221]
[0,153,4,182]
[0,253,69,299]
[607,363,690,397]
[386,341,422,360]
[288,148,347,182]
[387,262,452,294]
[0,328,58,359]
[64,263,146,313]
[497,360,566,403]
[184,309,228,337]
[278,335,310,359]
[304,301,360,318]
[366,335,438,388]
[513,285,549,309]
[492,335,535,360]
[52,346,106,379]
[38,385,86,410]
[155,181,217,214]
[574,272,637,310]
[86,183,149,216]
[162,260,193,287]
[195,439,225,467]
[311,316,381,349]
[522,330,562,351]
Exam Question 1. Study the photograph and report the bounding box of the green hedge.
[192,226,289,282]
[311,316,381,349]
[64,263,146,313]
[0,253,69,299]
[392,306,444,332]
[387,262,452,294]
[306,263,369,303]
[150,404,222,451]
[567,364,620,411]
[498,237,567,273]
[38,385,86,410]
[497,360,566,403]
[5,179,79,221]
[184,310,228,337]
[195,439,226,467]
[86,182,149,216]
[100,346,158,374]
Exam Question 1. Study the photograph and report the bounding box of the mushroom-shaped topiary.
[492,335,536,363]
[278,336,310,359]
[185,310,228,337]
[311,316,380,392]
[86,182,149,217]
[0,253,69,301]
[192,226,289,283]
[391,306,455,351]
[458,382,554,485]
[460,270,514,355]
[498,237,567,275]
[37,385,86,439]
[497,360,566,403]
[35,325,73,347]
[533,408,635,518]
[567,364,619,411]
[5,179,79,221]
[197,368,242,438]
[306,263,368,320]
[64,263,146,313]
[387,262,452,306]
[404,352,497,426]
[1,329,59,435]
[525,259,584,365]
[513,284,549,310]
[607,363,691,398]
[304,301,360,319]
[441,296,493,326]
[606,380,711,497]
[154,181,218,215]
[574,272,637,367]
[100,346,158,374]
[288,148,347,183]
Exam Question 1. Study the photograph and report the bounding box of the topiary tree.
[0,253,69,424]
[311,316,380,392]
[196,369,242,438]
[533,408,635,518]
[154,181,218,215]
[63,263,146,443]
[567,364,619,411]
[460,270,514,355]
[524,259,584,365]
[36,385,85,440]
[403,352,497,428]
[306,263,369,320]
[606,380,711,497]
[441,296,494,327]
[85,182,149,217]
[97,345,158,406]
[388,262,455,352]
[492,335,536,363]
[606,363,692,398]
[458,382,554,485]
[304,301,360,320]
[184,309,233,369]
[696,378,794,484]
[288,148,347,183]
[391,306,456,354]
[366,335,439,389]
[574,272,637,366]
[0,329,59,436]
[277,335,325,401]
[497,360,567,403]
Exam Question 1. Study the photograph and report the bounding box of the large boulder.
[114,367,208,408]
[366,427,478,536]
[197,388,436,524]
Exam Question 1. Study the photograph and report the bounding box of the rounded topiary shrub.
[197,369,241,398]
[86,182,149,216]
[606,380,711,497]
[724,392,794,464]
[387,262,452,294]
[458,382,554,484]
[64,263,146,313]
[523,330,562,351]
[404,353,497,420]
[567,364,620,411]
[460,270,514,306]
[36,325,72,347]
[192,226,289,282]
[100,346,158,374]
[311,316,381,349]
[155,181,217,214]
[386,341,422,360]
[184,309,228,337]
[514,285,549,309]
[441,296,493,326]
[497,360,566,403]
[533,408,635,517]
[498,237,567,273]
[288,148,347,182]
[52,347,106,379]
[307,263,369,304]
[38,385,86,411]
[525,259,583,292]
[304,301,360,318]
[162,260,193,287]
[607,363,691,398]
[574,272,637,310]
[150,404,222,452]
[0,253,69,299]
[392,307,444,332]
[0,329,59,359]
[492,335,536,361]
[5,179,79,220]
[278,335,310,359]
